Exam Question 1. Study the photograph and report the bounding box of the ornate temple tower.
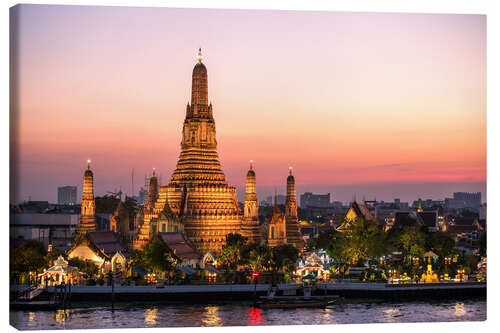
[268,195,287,247]
[134,170,161,250]
[169,49,225,186]
[284,167,305,250]
[110,198,130,237]
[241,161,262,244]
[134,49,246,255]
[78,160,96,234]
[145,170,159,210]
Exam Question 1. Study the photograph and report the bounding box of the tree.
[336,218,386,263]
[393,225,426,258]
[243,244,271,272]
[218,233,248,270]
[270,244,299,271]
[10,240,47,276]
[429,232,455,258]
[140,238,178,274]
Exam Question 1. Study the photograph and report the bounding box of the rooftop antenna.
[131,168,134,198]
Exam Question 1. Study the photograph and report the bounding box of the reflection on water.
[10,299,486,330]
[248,307,262,326]
[454,303,466,317]
[144,308,158,326]
[202,306,222,327]
[55,309,70,323]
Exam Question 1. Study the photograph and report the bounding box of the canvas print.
[9,4,486,330]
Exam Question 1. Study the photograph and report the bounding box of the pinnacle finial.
[87,159,91,170]
[249,160,253,170]
[197,48,203,63]
[152,167,156,176]
[289,166,293,175]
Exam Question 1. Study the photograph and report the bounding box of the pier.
[11,282,485,304]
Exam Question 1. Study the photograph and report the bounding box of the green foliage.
[218,233,248,271]
[307,229,336,252]
[464,254,480,273]
[397,226,426,257]
[242,243,271,272]
[387,224,426,258]
[10,240,47,275]
[140,238,178,273]
[429,232,456,257]
[68,257,99,277]
[270,244,299,271]
[335,218,386,262]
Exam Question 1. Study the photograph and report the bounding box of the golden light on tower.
[197,48,203,63]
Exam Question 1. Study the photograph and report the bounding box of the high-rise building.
[445,192,482,212]
[300,192,331,208]
[57,186,77,205]
[77,160,96,234]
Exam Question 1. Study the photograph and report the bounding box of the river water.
[10,299,486,330]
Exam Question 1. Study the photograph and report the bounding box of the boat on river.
[254,285,343,309]
[254,296,341,309]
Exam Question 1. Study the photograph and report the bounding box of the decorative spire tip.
[249,160,253,170]
[87,159,91,169]
[197,48,203,63]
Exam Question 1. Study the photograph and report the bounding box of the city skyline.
[11,5,486,204]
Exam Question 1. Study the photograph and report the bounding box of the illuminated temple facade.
[133,49,303,256]
[77,161,96,234]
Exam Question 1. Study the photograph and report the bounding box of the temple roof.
[158,232,201,260]
[416,211,438,228]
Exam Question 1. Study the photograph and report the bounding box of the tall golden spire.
[284,166,304,250]
[242,160,261,244]
[170,49,226,186]
[78,160,96,234]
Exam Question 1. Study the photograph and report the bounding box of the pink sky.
[11,5,486,204]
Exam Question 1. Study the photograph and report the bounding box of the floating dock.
[10,282,485,303]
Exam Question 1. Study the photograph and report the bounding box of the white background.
[2,1,498,332]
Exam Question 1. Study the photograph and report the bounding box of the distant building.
[19,201,51,213]
[445,192,481,213]
[267,195,285,205]
[57,186,77,205]
[138,187,146,204]
[300,192,331,208]
[10,213,80,250]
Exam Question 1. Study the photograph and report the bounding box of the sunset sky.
[11,5,486,204]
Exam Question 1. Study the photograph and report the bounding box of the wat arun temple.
[77,49,304,258]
